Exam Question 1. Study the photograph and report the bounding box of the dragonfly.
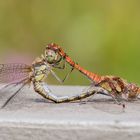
[46,43,140,108]
[0,47,107,108]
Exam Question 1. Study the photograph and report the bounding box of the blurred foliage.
[0,0,140,85]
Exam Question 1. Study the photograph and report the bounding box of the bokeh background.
[0,0,140,85]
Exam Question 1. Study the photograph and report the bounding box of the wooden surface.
[0,85,140,140]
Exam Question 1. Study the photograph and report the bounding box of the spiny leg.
[50,67,74,83]
[109,92,125,108]
[97,79,125,108]
[1,79,29,108]
[61,67,74,82]
[52,59,74,83]
[85,84,125,108]
[53,58,66,69]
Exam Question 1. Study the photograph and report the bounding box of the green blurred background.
[0,0,140,85]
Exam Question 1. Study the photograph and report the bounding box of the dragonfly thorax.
[32,62,52,82]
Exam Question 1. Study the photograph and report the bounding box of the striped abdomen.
[60,49,101,83]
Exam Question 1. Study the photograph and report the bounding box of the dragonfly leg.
[50,67,74,83]
[53,59,66,69]
[84,85,125,108]
[33,82,109,103]
[110,93,125,108]
[52,59,74,83]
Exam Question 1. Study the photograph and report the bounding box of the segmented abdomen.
[65,55,102,83]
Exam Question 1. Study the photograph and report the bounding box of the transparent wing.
[0,63,31,108]
[0,63,31,83]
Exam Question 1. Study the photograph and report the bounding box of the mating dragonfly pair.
[0,43,140,108]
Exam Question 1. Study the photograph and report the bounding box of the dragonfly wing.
[0,63,31,83]
[1,79,29,108]
[0,63,31,98]
[0,63,31,108]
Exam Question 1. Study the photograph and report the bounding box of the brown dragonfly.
[0,47,106,108]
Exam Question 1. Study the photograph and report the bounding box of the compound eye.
[46,49,56,64]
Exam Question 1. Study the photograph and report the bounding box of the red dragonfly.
[46,43,140,108]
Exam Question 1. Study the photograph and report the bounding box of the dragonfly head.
[126,83,140,99]
[45,43,62,65]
